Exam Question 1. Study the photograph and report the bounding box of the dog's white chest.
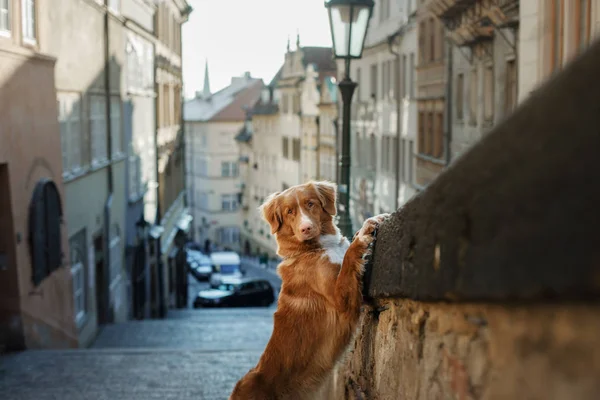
[320,234,349,265]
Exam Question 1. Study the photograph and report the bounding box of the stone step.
[0,348,258,400]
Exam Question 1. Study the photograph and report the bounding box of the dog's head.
[259,181,337,243]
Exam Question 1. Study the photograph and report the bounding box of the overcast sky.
[182,0,333,99]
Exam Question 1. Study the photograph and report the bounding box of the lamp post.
[325,0,374,239]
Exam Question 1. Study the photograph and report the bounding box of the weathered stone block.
[329,300,600,400]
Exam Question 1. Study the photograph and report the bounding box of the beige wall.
[0,41,77,350]
[328,299,600,399]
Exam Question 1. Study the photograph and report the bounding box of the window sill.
[416,153,446,166]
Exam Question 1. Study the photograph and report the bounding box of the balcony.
[449,23,494,46]
[428,0,475,21]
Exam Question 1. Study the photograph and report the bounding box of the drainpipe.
[103,5,114,324]
[444,35,453,166]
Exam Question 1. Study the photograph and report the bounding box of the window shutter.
[29,179,64,286]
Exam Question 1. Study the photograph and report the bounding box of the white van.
[209,251,243,287]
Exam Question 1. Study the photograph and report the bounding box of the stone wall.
[328,38,600,400]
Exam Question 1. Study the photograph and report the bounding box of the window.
[58,93,83,175]
[469,68,478,125]
[550,0,563,72]
[21,0,35,43]
[221,194,238,212]
[483,65,494,122]
[418,111,425,154]
[110,97,123,157]
[427,112,434,155]
[419,22,426,64]
[282,137,289,158]
[401,55,407,99]
[382,61,388,100]
[434,112,444,158]
[576,0,591,51]
[409,53,415,97]
[504,60,518,114]
[282,94,289,114]
[369,134,376,169]
[219,227,240,245]
[292,138,301,161]
[69,229,87,327]
[355,67,362,101]
[456,73,464,119]
[370,64,378,99]
[109,228,121,285]
[393,58,400,101]
[128,151,141,199]
[429,18,435,62]
[221,161,238,177]
[408,140,414,183]
[0,0,10,35]
[90,95,108,165]
[29,179,63,286]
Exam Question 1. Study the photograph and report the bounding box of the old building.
[429,0,519,161]
[414,0,448,188]
[154,0,192,314]
[278,39,337,189]
[45,0,129,347]
[122,0,156,320]
[234,42,337,257]
[184,72,263,252]
[0,0,77,351]
[519,0,600,102]
[237,79,281,257]
[346,0,419,232]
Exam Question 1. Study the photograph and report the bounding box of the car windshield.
[216,283,238,292]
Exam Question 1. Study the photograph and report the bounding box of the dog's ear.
[259,192,282,234]
[312,181,337,216]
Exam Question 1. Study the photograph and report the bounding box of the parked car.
[186,250,212,281]
[209,251,244,287]
[193,277,275,308]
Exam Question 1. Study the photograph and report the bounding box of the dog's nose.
[300,223,312,234]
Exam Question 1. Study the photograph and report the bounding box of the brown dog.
[229,181,389,399]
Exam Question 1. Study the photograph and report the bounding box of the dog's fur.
[229,181,389,400]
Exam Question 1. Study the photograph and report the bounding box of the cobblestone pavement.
[0,264,282,400]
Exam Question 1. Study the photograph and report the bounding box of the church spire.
[296,29,300,49]
[202,59,211,98]
[287,35,291,52]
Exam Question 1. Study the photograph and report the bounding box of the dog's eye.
[287,209,293,215]
[307,201,314,208]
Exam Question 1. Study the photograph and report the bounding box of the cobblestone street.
[0,264,281,400]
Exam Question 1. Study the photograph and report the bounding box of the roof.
[184,76,263,122]
[301,46,337,73]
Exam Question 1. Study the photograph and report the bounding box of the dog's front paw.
[355,213,391,249]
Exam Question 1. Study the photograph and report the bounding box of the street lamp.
[325,0,374,239]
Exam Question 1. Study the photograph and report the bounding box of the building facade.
[237,82,282,257]
[122,0,157,321]
[519,0,600,102]
[154,0,192,315]
[47,0,129,347]
[415,0,448,188]
[317,76,338,183]
[184,72,263,252]
[346,0,419,232]
[429,0,519,162]
[0,0,77,351]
